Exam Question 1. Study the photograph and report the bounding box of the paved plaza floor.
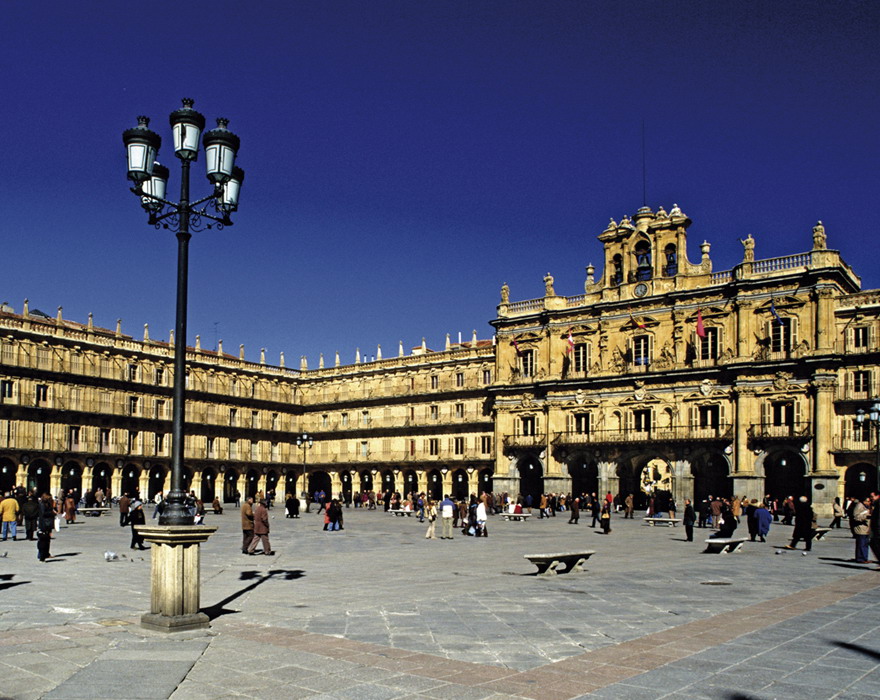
[1,505,879,699]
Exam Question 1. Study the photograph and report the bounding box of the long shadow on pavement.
[833,640,880,661]
[201,569,305,621]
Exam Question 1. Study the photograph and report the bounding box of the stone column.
[735,299,754,360]
[111,469,123,500]
[598,460,619,499]
[330,471,343,500]
[256,474,267,498]
[136,525,217,633]
[82,465,94,492]
[441,471,453,497]
[733,385,756,477]
[139,471,150,501]
[814,288,835,353]
[810,375,838,518]
[236,473,248,500]
[190,471,203,499]
[416,470,428,496]
[467,470,479,496]
[672,458,693,506]
[49,465,61,497]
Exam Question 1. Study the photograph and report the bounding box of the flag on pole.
[696,308,706,338]
[770,300,785,326]
[566,329,575,354]
[511,339,523,357]
[629,310,647,330]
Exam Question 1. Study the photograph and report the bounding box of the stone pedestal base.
[135,525,218,633]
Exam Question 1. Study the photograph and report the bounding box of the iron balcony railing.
[552,424,733,446]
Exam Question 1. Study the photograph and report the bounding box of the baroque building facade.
[1,204,878,516]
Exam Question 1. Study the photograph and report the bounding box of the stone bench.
[388,509,413,517]
[503,513,531,521]
[812,527,832,541]
[643,517,682,527]
[703,537,748,554]
[524,551,595,576]
[79,507,111,517]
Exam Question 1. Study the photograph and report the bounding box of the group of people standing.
[1,488,62,561]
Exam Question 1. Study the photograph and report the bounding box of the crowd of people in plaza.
[3,481,880,569]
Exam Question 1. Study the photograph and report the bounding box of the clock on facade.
[634,283,648,298]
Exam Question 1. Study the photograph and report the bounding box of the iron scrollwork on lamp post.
[122,99,245,526]
[856,401,880,495]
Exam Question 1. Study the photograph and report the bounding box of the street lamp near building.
[122,99,244,526]
[296,433,314,509]
[856,401,880,494]
[122,99,244,633]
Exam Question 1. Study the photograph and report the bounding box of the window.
[360,441,368,457]
[574,413,590,434]
[128,396,139,416]
[322,414,329,427]
[408,406,415,422]
[229,439,238,459]
[250,441,258,460]
[100,429,112,452]
[853,419,871,442]
[573,343,588,373]
[700,328,719,361]
[429,438,439,456]
[853,371,871,397]
[454,437,464,455]
[634,241,652,280]
[155,367,165,386]
[341,413,349,427]
[698,405,720,429]
[229,408,237,426]
[770,318,792,353]
[69,426,81,451]
[128,363,138,382]
[128,430,139,453]
[430,405,439,421]
[664,244,678,277]
[431,375,439,389]
[35,384,48,405]
[271,442,280,461]
[482,369,492,384]
[455,403,464,419]
[772,401,795,427]
[156,400,166,419]
[633,336,651,367]
[361,411,370,425]
[155,433,165,455]
[0,380,13,400]
[521,416,536,436]
[271,413,279,430]
[409,439,416,456]
[207,437,215,458]
[251,411,259,429]
[456,372,464,387]
[481,436,492,454]
[521,349,535,377]
[612,254,623,286]
[854,326,870,350]
[634,409,651,433]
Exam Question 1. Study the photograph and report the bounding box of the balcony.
[502,433,546,450]
[833,435,878,453]
[748,422,812,440]
[552,424,733,447]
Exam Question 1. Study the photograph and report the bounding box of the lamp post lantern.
[122,99,243,633]
[122,98,244,526]
[856,401,880,495]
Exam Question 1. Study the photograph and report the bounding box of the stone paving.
[0,505,878,699]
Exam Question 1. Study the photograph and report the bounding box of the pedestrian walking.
[829,497,845,529]
[683,498,695,542]
[440,494,455,539]
[600,501,612,534]
[850,496,871,563]
[424,499,437,539]
[241,497,254,553]
[129,501,147,550]
[36,493,55,562]
[784,496,815,553]
[1,491,20,541]
[247,499,274,555]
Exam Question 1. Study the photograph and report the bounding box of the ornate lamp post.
[122,99,244,633]
[856,401,880,494]
[122,99,244,525]
[296,433,314,510]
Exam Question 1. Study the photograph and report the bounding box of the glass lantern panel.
[220,179,241,211]
[173,123,201,156]
[127,143,155,175]
[206,144,235,182]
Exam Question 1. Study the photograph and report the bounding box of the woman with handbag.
[424,499,437,539]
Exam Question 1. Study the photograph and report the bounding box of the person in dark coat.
[746,498,760,541]
[784,496,815,552]
[286,493,300,518]
[36,493,55,562]
[710,506,737,539]
[755,503,773,542]
[129,501,147,550]
[21,494,40,541]
[682,498,696,542]
[568,497,580,524]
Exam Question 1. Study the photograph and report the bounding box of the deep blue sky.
[2,1,878,366]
